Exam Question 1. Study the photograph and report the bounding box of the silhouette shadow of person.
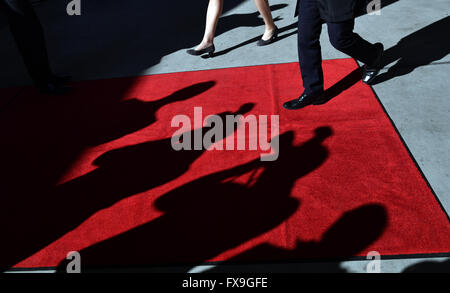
[205,203,388,273]
[1,98,262,272]
[55,126,333,272]
[79,80,217,146]
[0,80,217,195]
[0,102,255,270]
[372,16,450,85]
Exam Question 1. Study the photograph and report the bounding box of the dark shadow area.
[402,259,450,273]
[205,203,387,273]
[313,67,363,105]
[0,11,6,30]
[55,127,332,272]
[0,81,218,270]
[372,16,450,84]
[0,0,272,85]
[0,87,22,113]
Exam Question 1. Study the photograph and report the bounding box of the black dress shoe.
[362,43,384,84]
[283,92,325,110]
[257,26,279,46]
[186,44,215,57]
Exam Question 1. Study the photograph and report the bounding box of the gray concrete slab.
[355,0,450,66]
[372,63,450,214]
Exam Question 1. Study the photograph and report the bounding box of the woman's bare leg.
[254,0,277,40]
[195,0,223,50]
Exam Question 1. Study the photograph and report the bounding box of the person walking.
[187,0,279,57]
[283,0,384,110]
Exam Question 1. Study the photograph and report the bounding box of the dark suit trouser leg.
[297,0,324,95]
[0,0,52,85]
[327,20,380,67]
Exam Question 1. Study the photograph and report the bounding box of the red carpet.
[0,87,21,109]
[0,59,448,270]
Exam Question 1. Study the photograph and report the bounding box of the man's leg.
[283,0,325,110]
[327,20,384,84]
[297,0,324,95]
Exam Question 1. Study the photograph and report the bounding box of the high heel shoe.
[257,26,279,47]
[186,44,215,57]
